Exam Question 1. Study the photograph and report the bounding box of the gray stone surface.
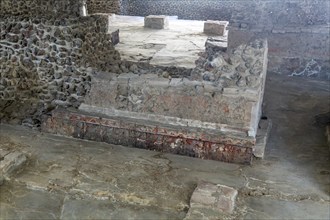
[61,198,184,220]
[144,15,169,29]
[0,183,63,219]
[244,197,330,220]
[0,151,27,184]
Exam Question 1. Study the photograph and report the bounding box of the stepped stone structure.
[41,20,269,164]
[0,0,271,164]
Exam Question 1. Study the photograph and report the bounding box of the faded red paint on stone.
[41,108,254,164]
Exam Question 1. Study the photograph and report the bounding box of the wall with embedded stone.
[86,0,121,14]
[0,10,121,125]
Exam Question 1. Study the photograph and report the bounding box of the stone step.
[41,107,256,164]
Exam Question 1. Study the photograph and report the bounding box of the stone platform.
[41,38,269,164]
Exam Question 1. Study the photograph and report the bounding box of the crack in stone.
[238,169,330,205]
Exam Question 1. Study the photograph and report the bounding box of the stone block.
[189,182,238,214]
[204,20,228,36]
[144,15,169,29]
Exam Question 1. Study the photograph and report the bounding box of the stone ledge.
[41,108,254,164]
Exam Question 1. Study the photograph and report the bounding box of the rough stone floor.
[110,15,227,69]
[0,74,330,219]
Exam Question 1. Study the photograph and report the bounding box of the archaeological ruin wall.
[86,0,122,14]
[42,32,269,164]
[0,1,121,125]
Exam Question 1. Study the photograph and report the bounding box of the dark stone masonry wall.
[0,1,121,125]
[86,0,121,14]
[0,0,81,18]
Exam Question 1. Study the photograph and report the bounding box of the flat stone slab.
[61,198,183,220]
[144,15,169,29]
[185,182,237,219]
[204,20,229,36]
[245,197,330,220]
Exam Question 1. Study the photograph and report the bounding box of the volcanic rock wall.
[0,1,121,125]
[86,0,122,14]
[0,0,81,18]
